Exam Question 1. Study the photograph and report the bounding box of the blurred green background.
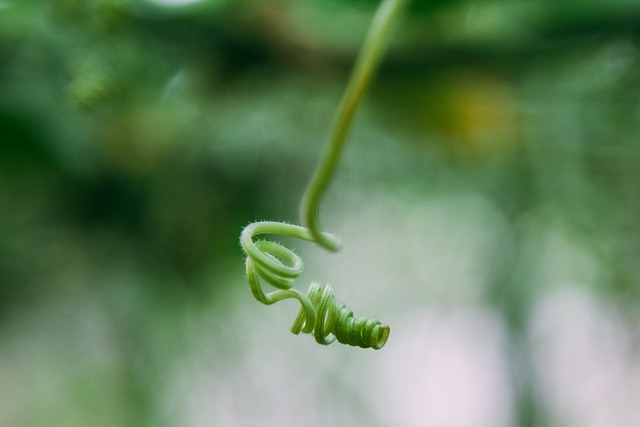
[2,0,640,426]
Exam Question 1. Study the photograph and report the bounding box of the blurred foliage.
[2,0,640,426]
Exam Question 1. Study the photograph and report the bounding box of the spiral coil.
[240,221,390,350]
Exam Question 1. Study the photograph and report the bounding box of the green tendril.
[240,0,409,350]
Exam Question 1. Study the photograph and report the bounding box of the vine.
[240,0,409,349]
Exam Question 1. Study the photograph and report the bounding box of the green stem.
[300,0,410,251]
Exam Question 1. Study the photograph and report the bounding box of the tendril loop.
[241,222,390,350]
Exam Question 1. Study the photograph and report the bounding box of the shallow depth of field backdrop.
[2,0,640,426]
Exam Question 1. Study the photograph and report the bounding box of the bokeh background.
[2,0,640,426]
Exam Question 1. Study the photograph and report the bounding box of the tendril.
[239,0,409,350]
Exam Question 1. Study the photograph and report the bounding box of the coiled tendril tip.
[291,282,391,350]
[241,223,389,349]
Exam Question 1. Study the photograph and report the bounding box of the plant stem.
[300,0,410,251]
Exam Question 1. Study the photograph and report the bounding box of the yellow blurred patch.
[429,72,519,157]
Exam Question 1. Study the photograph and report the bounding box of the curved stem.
[300,0,410,251]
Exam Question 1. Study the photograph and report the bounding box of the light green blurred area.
[2,0,640,426]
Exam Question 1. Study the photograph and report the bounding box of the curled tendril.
[240,222,390,350]
[239,0,409,350]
